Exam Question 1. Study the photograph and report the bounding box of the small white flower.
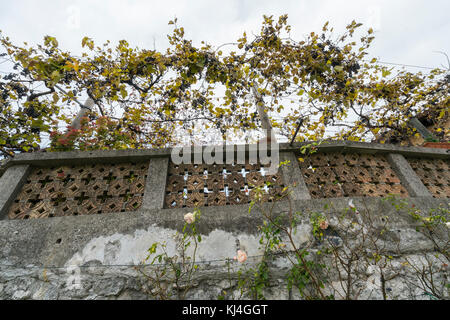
[446,222,450,229]
[348,199,355,208]
[348,199,359,214]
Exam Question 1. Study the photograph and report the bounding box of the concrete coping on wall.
[2,141,449,169]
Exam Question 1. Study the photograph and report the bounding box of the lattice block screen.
[407,158,450,198]
[8,162,149,219]
[298,153,409,198]
[164,162,286,208]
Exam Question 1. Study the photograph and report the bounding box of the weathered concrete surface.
[279,152,311,200]
[0,165,31,220]
[142,157,169,210]
[0,196,448,299]
[387,153,432,197]
[0,196,447,267]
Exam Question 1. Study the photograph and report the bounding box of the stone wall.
[0,141,448,300]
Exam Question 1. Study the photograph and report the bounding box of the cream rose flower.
[319,220,329,230]
[184,212,195,224]
[233,249,248,263]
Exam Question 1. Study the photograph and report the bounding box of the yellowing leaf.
[52,92,59,103]
[120,87,128,98]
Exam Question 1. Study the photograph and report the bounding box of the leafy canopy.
[0,15,448,157]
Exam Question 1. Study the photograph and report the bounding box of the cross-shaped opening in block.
[38,176,53,187]
[92,183,102,192]
[212,197,221,204]
[27,194,41,208]
[81,173,94,185]
[239,168,250,178]
[51,193,67,206]
[124,171,136,181]
[74,192,89,205]
[61,174,73,185]
[113,182,123,192]
[103,172,116,184]
[120,190,133,201]
[97,191,113,203]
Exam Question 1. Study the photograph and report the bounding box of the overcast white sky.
[0,0,449,70]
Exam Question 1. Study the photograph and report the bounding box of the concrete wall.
[0,142,448,300]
